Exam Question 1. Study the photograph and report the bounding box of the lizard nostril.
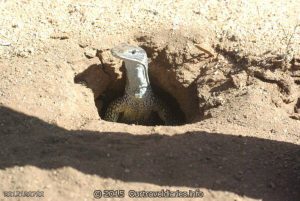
[131,50,136,54]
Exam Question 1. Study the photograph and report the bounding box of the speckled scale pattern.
[104,89,175,125]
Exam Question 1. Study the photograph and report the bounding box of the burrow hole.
[74,44,201,126]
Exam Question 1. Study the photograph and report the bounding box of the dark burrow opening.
[74,66,187,126]
[96,75,186,126]
[74,42,202,126]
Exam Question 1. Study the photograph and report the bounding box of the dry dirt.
[0,0,300,201]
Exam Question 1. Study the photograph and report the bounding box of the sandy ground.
[0,0,300,201]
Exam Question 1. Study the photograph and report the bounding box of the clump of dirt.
[74,49,127,121]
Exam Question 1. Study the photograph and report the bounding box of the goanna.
[104,43,176,125]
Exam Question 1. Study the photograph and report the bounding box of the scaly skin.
[104,43,175,125]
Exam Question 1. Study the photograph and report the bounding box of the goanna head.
[111,43,148,67]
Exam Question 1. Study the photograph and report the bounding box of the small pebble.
[84,48,96,58]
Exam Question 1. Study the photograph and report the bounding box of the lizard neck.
[124,60,151,98]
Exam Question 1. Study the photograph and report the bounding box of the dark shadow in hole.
[210,80,235,93]
[0,106,299,201]
[74,63,186,126]
[149,77,186,125]
[74,62,126,121]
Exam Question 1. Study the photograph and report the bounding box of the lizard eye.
[131,50,136,54]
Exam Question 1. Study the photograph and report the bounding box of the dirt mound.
[74,31,300,127]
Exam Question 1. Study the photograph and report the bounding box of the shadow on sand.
[0,106,299,201]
